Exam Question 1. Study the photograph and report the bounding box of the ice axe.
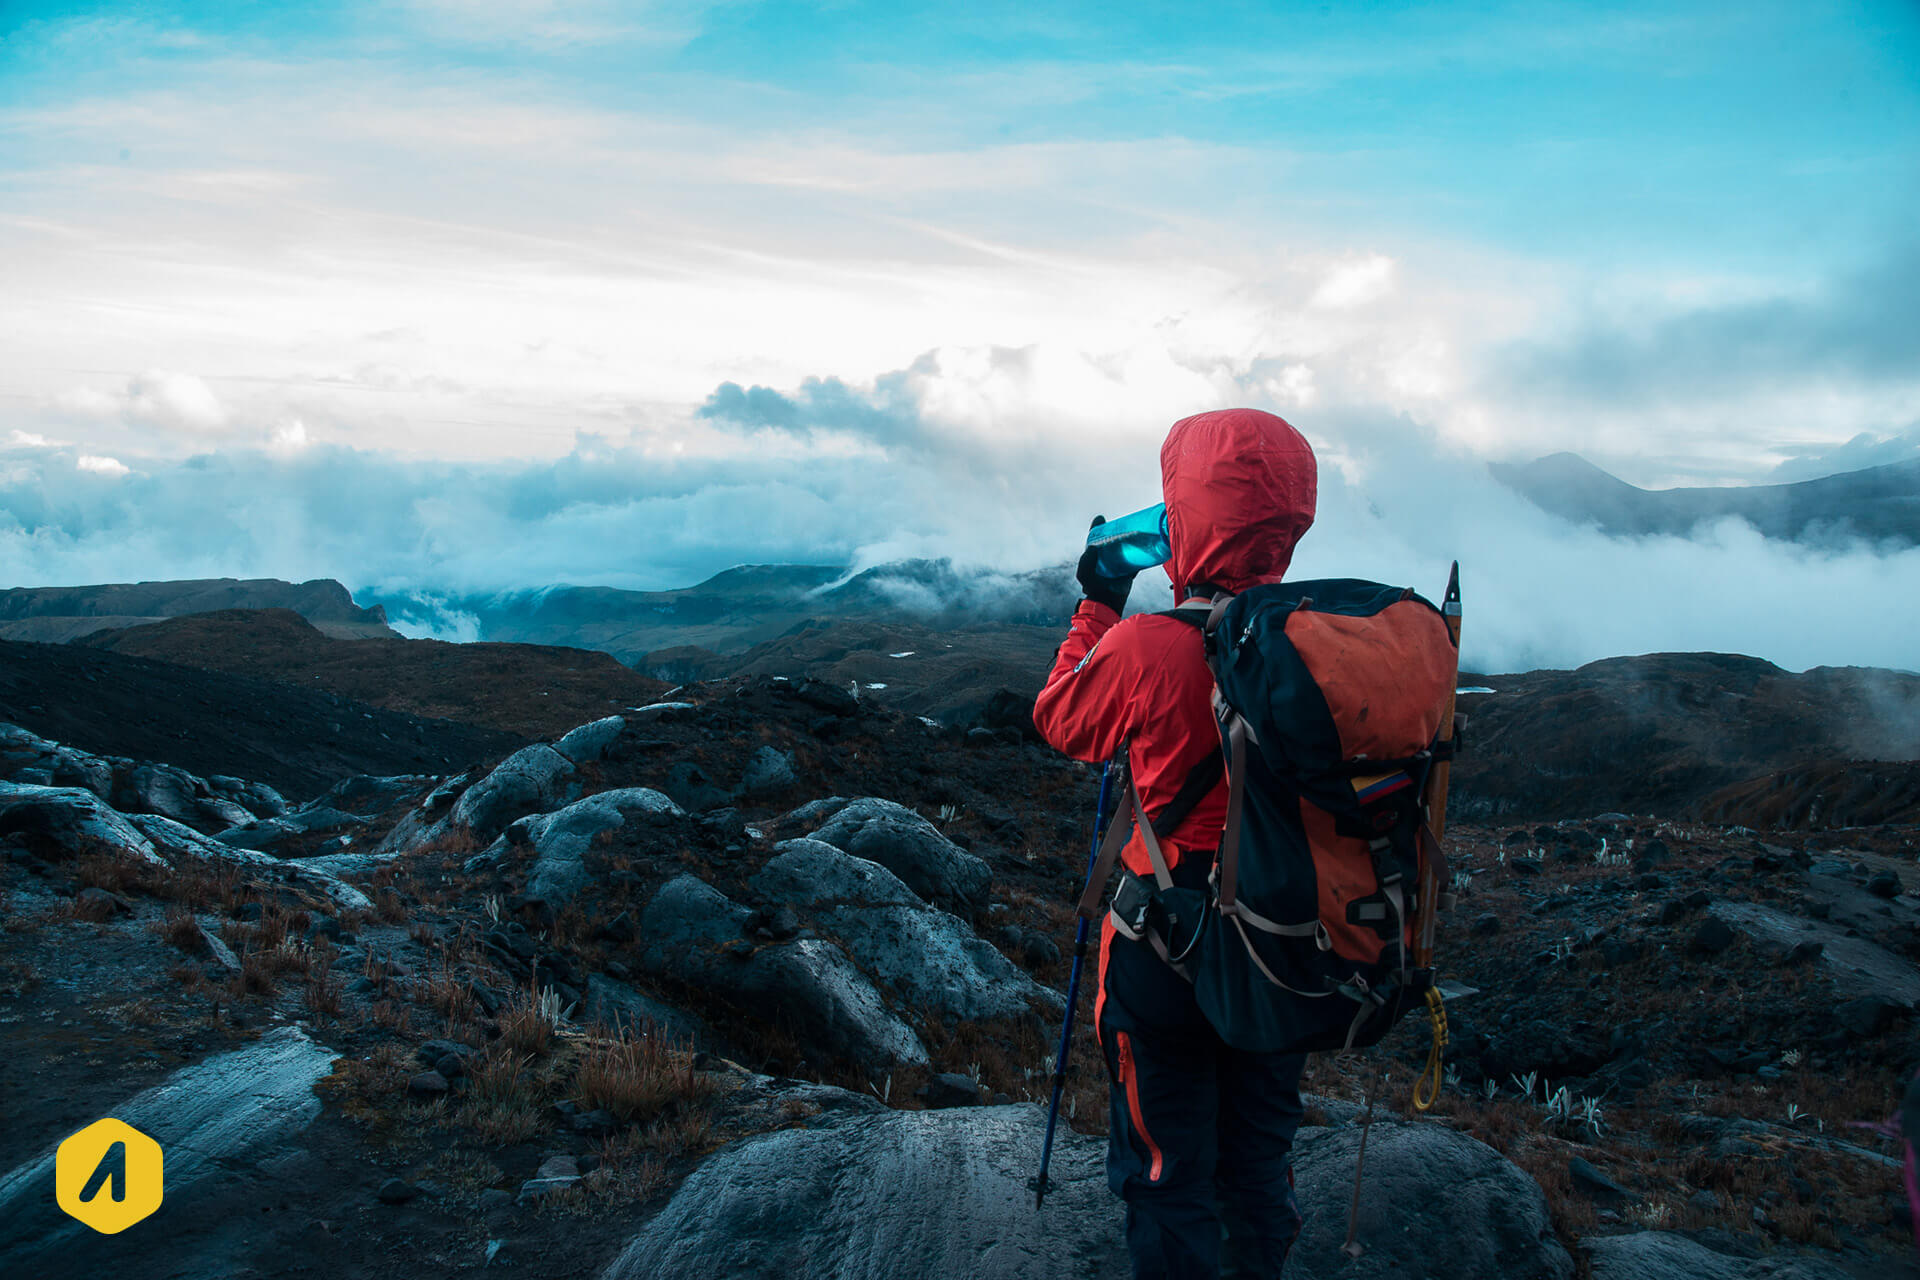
[1032,753,1120,1209]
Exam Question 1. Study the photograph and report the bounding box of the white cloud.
[8,430,51,447]
[55,370,229,435]
[268,419,311,454]
[76,454,129,477]
[1310,254,1397,309]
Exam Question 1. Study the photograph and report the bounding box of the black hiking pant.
[1097,923,1307,1279]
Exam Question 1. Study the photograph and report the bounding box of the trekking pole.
[1033,755,1120,1209]
[1342,1064,1388,1259]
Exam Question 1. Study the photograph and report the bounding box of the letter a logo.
[56,1119,163,1234]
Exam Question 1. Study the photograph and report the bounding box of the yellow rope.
[1411,986,1449,1112]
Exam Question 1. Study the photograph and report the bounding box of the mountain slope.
[377,560,1078,664]
[0,577,398,641]
[0,637,523,798]
[1489,452,1920,544]
[77,609,669,740]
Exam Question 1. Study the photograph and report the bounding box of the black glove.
[1076,514,1136,615]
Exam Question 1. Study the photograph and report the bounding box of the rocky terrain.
[2,637,1918,1278]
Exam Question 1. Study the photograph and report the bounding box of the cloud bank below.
[5,365,1917,677]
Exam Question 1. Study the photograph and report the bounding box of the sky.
[2,1,1919,670]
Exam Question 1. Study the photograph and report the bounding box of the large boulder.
[131,814,373,914]
[582,974,706,1045]
[809,798,992,918]
[754,840,1060,1023]
[0,1027,336,1274]
[1584,1232,1852,1279]
[217,804,365,853]
[496,787,684,902]
[112,761,207,826]
[660,761,733,814]
[1286,1116,1573,1279]
[599,1105,1123,1280]
[0,725,117,799]
[638,874,927,1071]
[207,775,288,818]
[0,783,164,866]
[741,746,798,797]
[556,715,629,764]
[448,744,579,841]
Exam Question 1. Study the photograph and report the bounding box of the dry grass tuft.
[372,886,407,924]
[469,1052,546,1144]
[154,904,204,953]
[572,1029,714,1124]
[499,983,561,1057]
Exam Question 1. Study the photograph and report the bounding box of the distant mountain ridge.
[375,559,1079,665]
[1489,452,1920,545]
[0,577,398,642]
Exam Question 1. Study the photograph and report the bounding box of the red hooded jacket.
[1032,408,1318,878]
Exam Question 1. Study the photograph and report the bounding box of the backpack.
[1076,576,1461,1056]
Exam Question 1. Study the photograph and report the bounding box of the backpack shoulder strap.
[1150,750,1223,840]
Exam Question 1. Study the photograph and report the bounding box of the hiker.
[1034,408,1319,1279]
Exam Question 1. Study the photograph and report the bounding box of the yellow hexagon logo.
[56,1118,164,1234]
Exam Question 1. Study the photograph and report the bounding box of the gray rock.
[582,973,706,1045]
[809,798,993,918]
[626,701,696,724]
[129,812,372,914]
[1284,1117,1573,1279]
[1568,1156,1635,1203]
[1710,901,1920,1006]
[0,1028,335,1272]
[918,1072,980,1109]
[449,745,579,841]
[378,1178,419,1205]
[408,1070,449,1098]
[639,874,927,1070]
[219,803,366,851]
[0,783,165,865]
[1584,1231,1852,1279]
[1835,995,1905,1037]
[113,761,206,826]
[0,727,118,801]
[755,840,1060,1023]
[556,715,629,764]
[207,775,289,818]
[780,796,851,828]
[197,920,240,971]
[660,761,732,814]
[757,838,924,908]
[742,746,798,797]
[497,787,684,902]
[599,1106,1123,1280]
[1690,918,1737,955]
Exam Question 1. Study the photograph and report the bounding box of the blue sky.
[1,1,1918,667]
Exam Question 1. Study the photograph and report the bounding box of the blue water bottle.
[1085,503,1171,578]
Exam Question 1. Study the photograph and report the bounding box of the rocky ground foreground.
[2,671,1918,1279]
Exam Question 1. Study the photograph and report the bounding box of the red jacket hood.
[1160,408,1318,600]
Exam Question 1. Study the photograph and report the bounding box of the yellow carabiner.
[1411,986,1449,1113]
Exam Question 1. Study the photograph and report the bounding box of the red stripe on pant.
[1116,1030,1164,1182]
